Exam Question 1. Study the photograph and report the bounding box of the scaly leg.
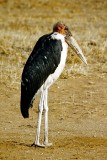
[34,91,44,147]
[32,89,52,147]
[43,89,52,146]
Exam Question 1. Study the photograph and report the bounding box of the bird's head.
[53,22,87,65]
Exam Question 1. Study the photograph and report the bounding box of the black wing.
[20,33,62,118]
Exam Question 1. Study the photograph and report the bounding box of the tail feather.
[20,99,34,118]
[20,78,37,118]
[20,106,29,118]
[20,98,30,118]
[20,94,32,118]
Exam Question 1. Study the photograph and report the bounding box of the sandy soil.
[0,0,107,160]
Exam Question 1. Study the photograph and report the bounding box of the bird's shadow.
[8,140,48,149]
[4,140,33,148]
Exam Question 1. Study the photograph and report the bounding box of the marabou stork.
[20,22,87,147]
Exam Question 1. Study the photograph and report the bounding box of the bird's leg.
[34,91,44,147]
[44,89,48,145]
[43,89,52,147]
[32,89,52,148]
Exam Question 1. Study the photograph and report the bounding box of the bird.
[20,21,87,147]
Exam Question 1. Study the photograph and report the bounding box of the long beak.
[67,36,87,65]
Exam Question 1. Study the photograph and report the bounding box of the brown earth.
[0,0,107,160]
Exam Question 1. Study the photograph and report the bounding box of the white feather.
[43,33,68,89]
[36,32,68,94]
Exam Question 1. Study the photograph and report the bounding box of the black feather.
[20,33,62,118]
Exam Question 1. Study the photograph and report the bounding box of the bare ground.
[0,0,107,160]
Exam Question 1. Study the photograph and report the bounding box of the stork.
[20,22,87,147]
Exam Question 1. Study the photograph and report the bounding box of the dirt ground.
[0,0,107,160]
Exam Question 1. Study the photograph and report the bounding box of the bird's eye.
[65,26,68,30]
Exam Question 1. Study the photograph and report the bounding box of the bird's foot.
[31,142,52,148]
[43,142,52,147]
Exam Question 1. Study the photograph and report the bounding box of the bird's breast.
[37,33,68,93]
[52,41,68,79]
[42,41,68,90]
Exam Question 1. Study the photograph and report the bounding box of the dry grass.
[1,0,107,88]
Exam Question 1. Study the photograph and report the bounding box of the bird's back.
[20,33,62,118]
